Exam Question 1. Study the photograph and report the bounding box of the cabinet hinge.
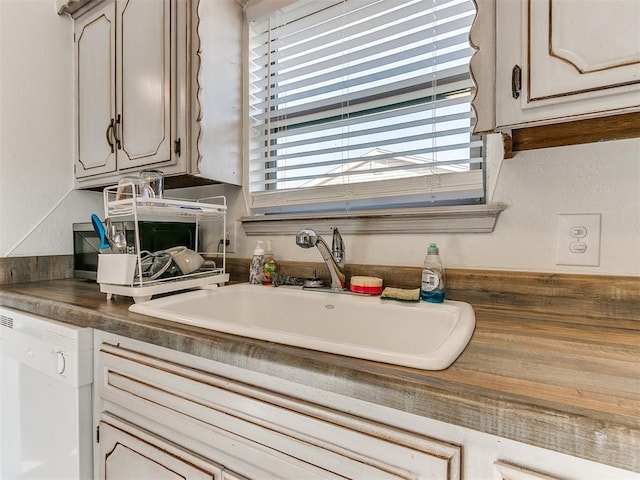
[174,138,181,157]
[96,425,100,444]
[511,65,522,99]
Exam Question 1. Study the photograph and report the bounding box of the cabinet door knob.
[114,114,122,150]
[106,119,115,153]
[512,65,522,99]
[56,350,66,375]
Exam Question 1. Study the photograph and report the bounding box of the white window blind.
[247,0,483,214]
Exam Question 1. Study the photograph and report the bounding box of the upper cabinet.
[472,0,640,133]
[63,0,242,189]
[74,0,174,179]
[73,1,116,178]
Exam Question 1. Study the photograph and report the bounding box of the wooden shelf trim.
[509,112,640,153]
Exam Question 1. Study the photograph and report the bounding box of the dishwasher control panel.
[0,307,93,387]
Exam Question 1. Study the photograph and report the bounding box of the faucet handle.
[296,229,318,248]
[331,227,345,267]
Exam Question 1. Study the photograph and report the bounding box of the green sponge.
[380,287,420,302]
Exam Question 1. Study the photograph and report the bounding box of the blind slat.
[251,111,473,160]
[249,170,485,214]
[251,139,484,177]
[256,92,471,140]
[252,46,474,112]
[252,66,472,123]
[250,14,474,84]
[251,27,472,94]
[251,0,473,57]
[252,156,484,189]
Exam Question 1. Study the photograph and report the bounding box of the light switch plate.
[225,221,237,253]
[557,214,601,266]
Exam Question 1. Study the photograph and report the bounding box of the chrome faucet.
[296,227,346,291]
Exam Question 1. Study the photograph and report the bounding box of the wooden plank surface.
[0,255,73,285]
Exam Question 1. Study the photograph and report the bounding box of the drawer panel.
[98,343,461,479]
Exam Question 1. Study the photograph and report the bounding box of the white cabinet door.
[74,0,176,180]
[74,1,117,178]
[98,416,336,480]
[116,0,173,170]
[494,461,565,480]
[98,416,218,480]
[71,0,242,188]
[495,0,640,128]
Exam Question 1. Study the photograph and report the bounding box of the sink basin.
[129,284,476,370]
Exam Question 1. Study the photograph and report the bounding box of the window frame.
[241,0,505,234]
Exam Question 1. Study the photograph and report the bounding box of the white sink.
[129,284,476,370]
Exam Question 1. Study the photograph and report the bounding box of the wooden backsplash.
[1,255,636,327]
[0,255,73,285]
[226,258,639,326]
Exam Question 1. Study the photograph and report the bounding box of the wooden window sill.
[240,203,505,235]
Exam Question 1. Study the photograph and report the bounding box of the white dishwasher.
[0,306,93,480]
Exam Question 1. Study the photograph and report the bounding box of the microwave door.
[73,230,100,279]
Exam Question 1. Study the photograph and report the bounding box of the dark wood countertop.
[1,278,638,472]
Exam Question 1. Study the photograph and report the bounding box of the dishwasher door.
[0,307,93,480]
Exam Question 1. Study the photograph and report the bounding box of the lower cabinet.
[95,340,461,479]
[94,332,639,480]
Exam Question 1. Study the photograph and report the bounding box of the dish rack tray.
[98,183,230,303]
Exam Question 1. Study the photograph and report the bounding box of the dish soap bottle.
[249,241,265,284]
[262,240,278,285]
[420,243,446,303]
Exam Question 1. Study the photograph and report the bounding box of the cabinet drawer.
[97,344,461,479]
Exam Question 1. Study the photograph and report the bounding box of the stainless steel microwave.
[73,221,196,280]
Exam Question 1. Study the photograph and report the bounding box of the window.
[246,0,483,215]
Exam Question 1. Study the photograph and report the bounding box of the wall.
[178,136,640,277]
[0,0,637,277]
[0,0,102,258]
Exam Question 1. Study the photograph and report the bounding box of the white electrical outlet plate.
[225,221,237,253]
[557,214,601,266]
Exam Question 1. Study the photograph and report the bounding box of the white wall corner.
[485,132,505,203]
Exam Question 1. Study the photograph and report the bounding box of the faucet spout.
[331,227,345,269]
[296,228,347,291]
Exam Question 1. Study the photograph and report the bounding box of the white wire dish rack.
[98,182,230,302]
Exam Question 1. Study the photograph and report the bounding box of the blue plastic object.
[91,214,111,251]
